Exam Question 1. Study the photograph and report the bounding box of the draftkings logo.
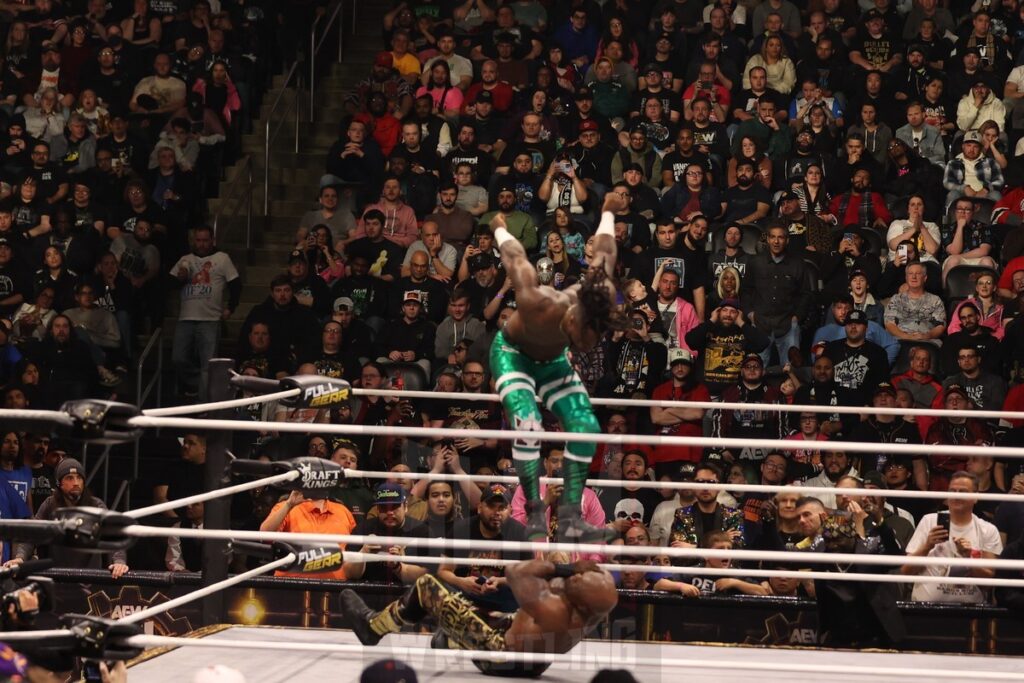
[87,586,193,636]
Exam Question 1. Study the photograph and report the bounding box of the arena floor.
[127,626,1024,682]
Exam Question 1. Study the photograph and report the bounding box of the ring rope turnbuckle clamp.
[51,507,137,552]
[59,400,143,444]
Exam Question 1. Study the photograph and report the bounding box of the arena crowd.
[1,0,1024,658]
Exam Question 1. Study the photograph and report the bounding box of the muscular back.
[502,285,577,362]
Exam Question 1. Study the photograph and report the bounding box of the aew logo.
[296,459,342,490]
[297,547,343,573]
[88,586,192,637]
[302,381,349,408]
[512,416,543,450]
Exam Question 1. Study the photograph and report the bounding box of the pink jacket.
[349,201,419,247]
[510,484,607,562]
[670,297,701,354]
[192,78,241,125]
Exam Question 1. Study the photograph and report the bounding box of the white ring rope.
[343,468,1023,503]
[130,415,1024,460]
[341,552,1024,588]
[350,387,1024,423]
[118,554,296,625]
[120,525,1024,571]
[117,634,1024,681]
[143,388,301,417]
[124,471,300,519]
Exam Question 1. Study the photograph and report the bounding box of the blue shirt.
[0,467,33,508]
[0,479,30,563]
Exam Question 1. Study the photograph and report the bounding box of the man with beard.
[895,102,945,167]
[668,462,744,554]
[722,160,771,224]
[686,298,769,397]
[446,124,493,185]
[0,432,32,517]
[353,52,414,119]
[564,120,613,198]
[709,224,752,280]
[828,168,891,230]
[941,346,1006,413]
[300,320,360,381]
[346,209,406,283]
[793,354,859,437]
[236,322,288,378]
[812,294,898,363]
[650,349,709,471]
[342,483,430,585]
[480,186,538,252]
[628,221,684,288]
[605,182,649,261]
[439,484,529,612]
[391,250,449,324]
[427,183,475,248]
[239,276,320,369]
[882,142,942,219]
[285,249,332,317]
[941,303,1001,376]
[27,314,99,404]
[822,310,890,405]
[599,451,663,530]
[783,128,834,187]
[742,224,809,365]
[803,449,859,508]
[7,458,129,577]
[713,353,785,464]
[661,127,713,191]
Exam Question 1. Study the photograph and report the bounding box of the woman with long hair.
[540,230,582,282]
[708,265,741,311]
[803,104,837,155]
[121,0,162,53]
[191,61,241,127]
[728,135,771,189]
[301,223,346,284]
[947,271,1005,339]
[540,207,586,262]
[596,14,639,69]
[416,60,463,120]
[979,119,1009,170]
[792,163,834,223]
[742,35,795,94]
[3,22,32,92]
[545,42,579,91]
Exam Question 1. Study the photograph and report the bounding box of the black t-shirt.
[662,150,713,185]
[626,117,677,152]
[345,237,405,281]
[599,486,663,527]
[498,140,556,176]
[849,418,922,474]
[11,198,49,234]
[613,211,652,253]
[353,516,430,583]
[301,348,361,382]
[448,516,530,610]
[28,164,68,201]
[113,204,165,235]
[722,184,771,223]
[158,460,206,508]
[0,262,32,316]
[632,88,682,119]
[390,275,449,324]
[850,31,902,70]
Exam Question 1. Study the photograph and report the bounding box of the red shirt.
[649,379,711,465]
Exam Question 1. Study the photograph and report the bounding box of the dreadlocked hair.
[578,268,629,336]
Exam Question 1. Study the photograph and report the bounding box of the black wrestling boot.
[340,589,382,646]
[555,504,618,543]
[524,500,548,541]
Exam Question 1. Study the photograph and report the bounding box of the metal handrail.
[111,479,130,512]
[211,155,254,252]
[133,326,163,483]
[310,0,346,121]
[262,59,303,217]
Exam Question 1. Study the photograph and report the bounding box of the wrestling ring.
[0,359,1022,682]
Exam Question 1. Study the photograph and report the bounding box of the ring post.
[201,358,234,625]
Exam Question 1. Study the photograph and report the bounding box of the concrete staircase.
[198,7,387,352]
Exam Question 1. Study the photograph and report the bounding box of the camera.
[631,317,644,330]
[440,438,455,450]
[1,577,54,629]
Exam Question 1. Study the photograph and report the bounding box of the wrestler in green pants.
[490,330,601,540]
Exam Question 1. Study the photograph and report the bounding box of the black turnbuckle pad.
[52,507,136,553]
[60,614,144,660]
[59,400,142,444]
[278,375,351,409]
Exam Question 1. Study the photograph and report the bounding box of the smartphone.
[937,510,951,533]
[897,244,909,260]
[632,318,644,329]
[843,232,855,242]
[558,161,572,175]
[83,661,103,683]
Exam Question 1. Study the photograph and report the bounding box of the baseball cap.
[333,296,354,312]
[874,381,897,398]
[741,352,763,366]
[907,43,926,56]
[863,471,887,489]
[944,384,971,401]
[55,457,85,482]
[574,86,594,101]
[777,190,799,203]
[374,483,407,506]
[675,462,697,482]
[668,348,693,366]
[845,309,868,325]
[864,8,884,21]
[402,290,423,305]
[476,90,493,104]
[719,297,742,311]
[0,237,10,249]
[374,51,394,68]
[287,249,305,264]
[42,43,60,54]
[882,455,913,471]
[482,483,512,505]
[643,63,662,75]
[579,119,600,133]
[468,252,495,272]
[361,659,418,683]
[963,130,982,144]
[849,269,868,282]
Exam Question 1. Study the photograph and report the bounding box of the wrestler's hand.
[602,191,628,214]
[490,213,507,231]
[572,559,601,575]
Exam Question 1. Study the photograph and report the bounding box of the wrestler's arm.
[589,193,627,278]
[506,559,569,630]
[491,214,539,298]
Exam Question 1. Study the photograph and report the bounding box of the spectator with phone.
[902,471,1003,603]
